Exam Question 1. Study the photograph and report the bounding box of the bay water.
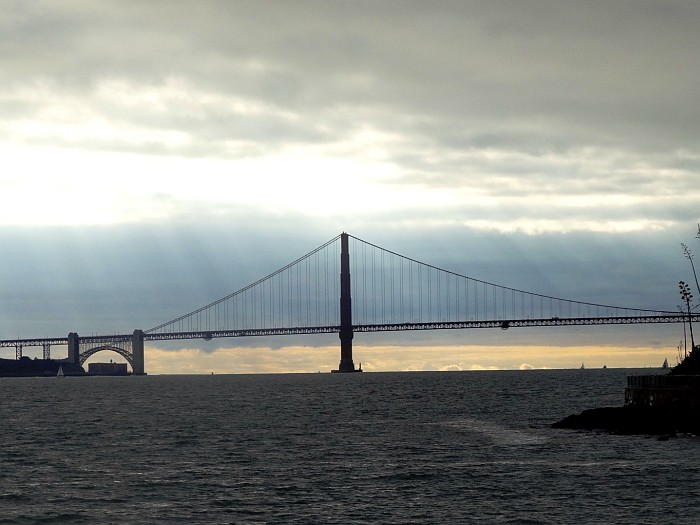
[1,369,698,524]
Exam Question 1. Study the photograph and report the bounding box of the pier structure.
[625,374,700,407]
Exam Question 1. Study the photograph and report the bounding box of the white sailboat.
[57,365,64,377]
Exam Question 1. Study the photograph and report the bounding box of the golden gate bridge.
[1,233,695,374]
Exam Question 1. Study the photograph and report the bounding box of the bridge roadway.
[2,312,697,349]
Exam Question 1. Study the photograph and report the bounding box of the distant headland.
[0,357,85,377]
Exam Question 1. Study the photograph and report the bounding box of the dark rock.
[552,404,700,436]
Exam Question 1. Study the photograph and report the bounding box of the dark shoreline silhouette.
[0,357,85,377]
[552,404,700,437]
[554,348,700,437]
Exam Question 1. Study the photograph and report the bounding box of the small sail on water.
[57,365,64,377]
[662,358,669,369]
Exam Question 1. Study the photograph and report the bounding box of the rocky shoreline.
[552,404,700,437]
[553,347,700,438]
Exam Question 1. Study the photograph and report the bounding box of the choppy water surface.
[1,369,698,524]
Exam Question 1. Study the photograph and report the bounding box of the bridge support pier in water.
[132,329,145,375]
[333,232,361,373]
[68,332,80,365]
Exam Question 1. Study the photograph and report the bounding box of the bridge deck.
[2,313,695,347]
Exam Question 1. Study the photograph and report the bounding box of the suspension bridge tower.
[334,232,361,373]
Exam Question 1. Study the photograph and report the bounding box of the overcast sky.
[1,1,699,372]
